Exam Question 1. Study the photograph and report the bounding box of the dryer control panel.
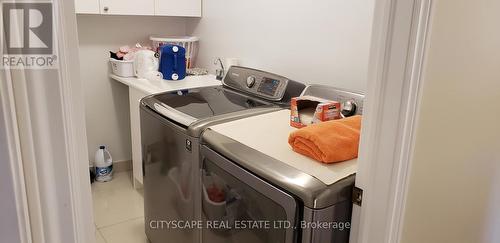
[301,85,365,116]
[223,66,290,101]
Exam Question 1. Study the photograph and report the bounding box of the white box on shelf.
[109,58,135,78]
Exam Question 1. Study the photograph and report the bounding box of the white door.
[100,0,155,15]
[74,0,100,14]
[155,0,201,17]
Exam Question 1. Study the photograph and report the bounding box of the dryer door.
[201,146,298,243]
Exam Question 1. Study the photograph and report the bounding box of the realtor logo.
[1,2,56,69]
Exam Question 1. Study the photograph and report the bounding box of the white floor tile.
[92,172,144,228]
[92,171,134,194]
[99,218,148,243]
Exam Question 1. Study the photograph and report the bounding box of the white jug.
[95,145,113,182]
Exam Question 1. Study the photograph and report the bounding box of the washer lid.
[142,86,273,127]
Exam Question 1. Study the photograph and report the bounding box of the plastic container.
[95,145,113,182]
[133,50,161,79]
[159,45,186,80]
[202,184,226,221]
[202,172,227,221]
[150,36,199,69]
[110,58,135,77]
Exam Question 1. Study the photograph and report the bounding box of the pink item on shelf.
[116,51,126,59]
[119,45,131,53]
[114,44,154,61]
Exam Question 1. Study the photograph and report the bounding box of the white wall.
[187,0,374,92]
[77,2,375,162]
[77,15,186,162]
[401,0,500,242]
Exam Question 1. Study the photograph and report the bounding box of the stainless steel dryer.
[200,87,364,243]
[140,66,305,243]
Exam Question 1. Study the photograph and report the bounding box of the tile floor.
[92,171,148,243]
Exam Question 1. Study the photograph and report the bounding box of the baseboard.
[134,178,144,190]
[90,160,132,173]
[113,160,132,173]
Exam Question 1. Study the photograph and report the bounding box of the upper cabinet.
[75,0,100,14]
[155,0,201,17]
[100,0,155,15]
[74,0,201,17]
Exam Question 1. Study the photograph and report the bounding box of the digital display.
[258,78,280,96]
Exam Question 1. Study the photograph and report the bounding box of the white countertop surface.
[110,74,222,95]
[209,110,358,185]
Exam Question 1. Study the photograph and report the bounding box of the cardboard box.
[290,96,341,128]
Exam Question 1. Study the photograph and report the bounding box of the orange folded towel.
[288,115,362,163]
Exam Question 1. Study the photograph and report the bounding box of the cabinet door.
[74,0,100,14]
[100,0,154,15]
[155,0,201,17]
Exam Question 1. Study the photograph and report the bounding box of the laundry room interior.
[77,1,374,242]
[3,0,496,243]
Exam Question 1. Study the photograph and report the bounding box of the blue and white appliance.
[159,44,186,80]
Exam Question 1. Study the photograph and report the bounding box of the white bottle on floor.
[95,145,113,182]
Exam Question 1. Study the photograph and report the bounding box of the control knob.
[246,76,256,88]
[341,100,357,117]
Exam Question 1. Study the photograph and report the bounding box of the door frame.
[0,64,32,243]
[350,0,433,242]
[56,0,96,242]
